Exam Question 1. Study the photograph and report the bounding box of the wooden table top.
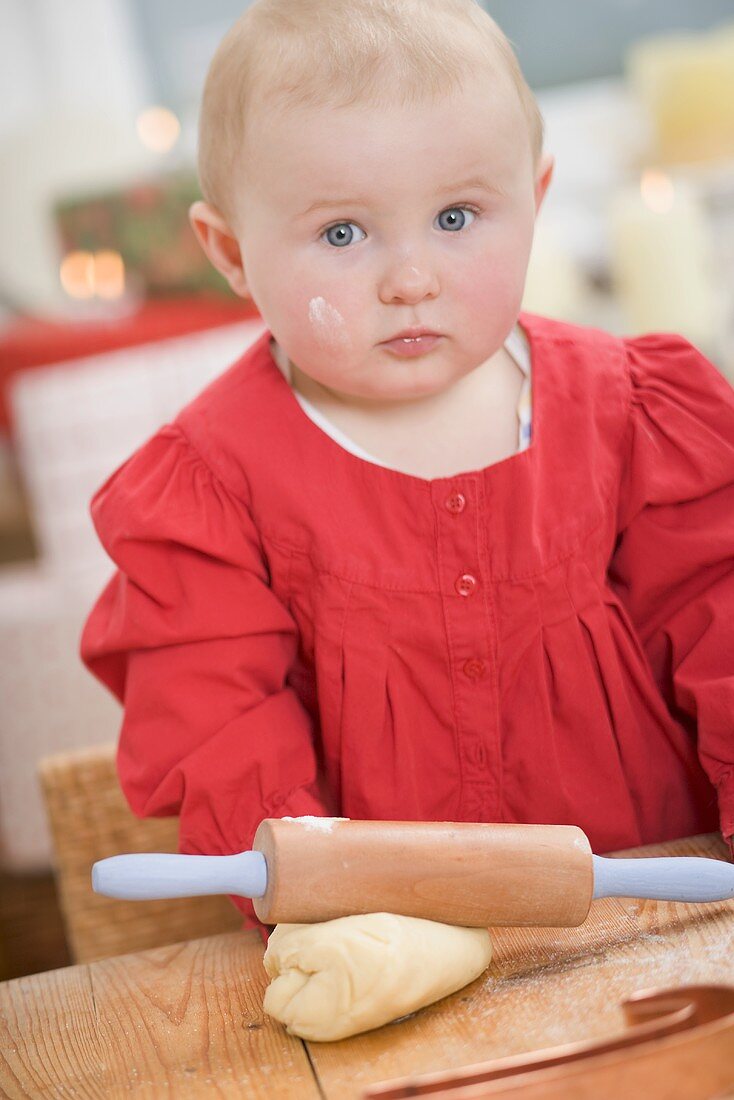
[1,833,732,1099]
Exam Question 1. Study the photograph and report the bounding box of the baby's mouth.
[379,334,443,357]
[381,327,443,343]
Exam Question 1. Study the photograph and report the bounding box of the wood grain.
[0,930,321,1099]
[0,833,732,1099]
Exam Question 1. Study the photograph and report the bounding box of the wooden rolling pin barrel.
[253,819,593,926]
[92,818,734,926]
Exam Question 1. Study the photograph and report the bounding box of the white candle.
[522,218,588,323]
[608,171,718,347]
[626,25,734,165]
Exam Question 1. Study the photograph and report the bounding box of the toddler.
[81,0,734,937]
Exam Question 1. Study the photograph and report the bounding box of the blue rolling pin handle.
[592,854,734,902]
[91,850,268,901]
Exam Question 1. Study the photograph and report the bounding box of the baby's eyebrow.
[295,176,505,220]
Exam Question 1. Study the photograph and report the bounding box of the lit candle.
[136,106,181,154]
[93,250,126,300]
[607,171,718,347]
[59,250,95,299]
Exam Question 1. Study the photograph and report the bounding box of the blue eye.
[322,222,366,248]
[436,206,476,232]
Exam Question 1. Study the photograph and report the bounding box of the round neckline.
[259,311,540,488]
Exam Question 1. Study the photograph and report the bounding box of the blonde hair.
[198,0,544,226]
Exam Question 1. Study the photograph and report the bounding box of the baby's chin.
[349,361,471,403]
[307,352,464,403]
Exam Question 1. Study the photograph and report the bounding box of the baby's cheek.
[458,263,519,337]
[463,216,534,311]
[306,294,353,355]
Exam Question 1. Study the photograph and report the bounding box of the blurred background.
[1,0,733,979]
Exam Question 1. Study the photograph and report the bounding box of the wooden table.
[1,833,732,1099]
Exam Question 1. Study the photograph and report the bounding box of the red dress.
[80,311,734,931]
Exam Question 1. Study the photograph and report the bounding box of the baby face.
[233,71,550,403]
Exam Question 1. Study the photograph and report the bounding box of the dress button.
[455,573,478,597]
[444,491,466,514]
[463,657,486,680]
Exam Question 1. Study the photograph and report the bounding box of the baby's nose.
[378,259,440,304]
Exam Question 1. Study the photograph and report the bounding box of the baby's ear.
[533,153,555,216]
[188,201,250,299]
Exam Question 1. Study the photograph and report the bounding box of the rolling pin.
[91,818,734,927]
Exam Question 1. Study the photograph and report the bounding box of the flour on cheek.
[308,296,352,354]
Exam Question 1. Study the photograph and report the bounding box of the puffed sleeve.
[607,334,734,855]
[80,423,335,930]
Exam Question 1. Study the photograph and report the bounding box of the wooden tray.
[363,985,734,1098]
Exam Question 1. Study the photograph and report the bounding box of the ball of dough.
[262,912,492,1042]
